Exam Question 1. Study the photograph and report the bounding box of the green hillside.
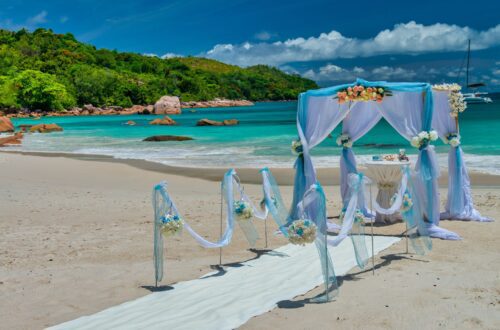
[0,28,317,111]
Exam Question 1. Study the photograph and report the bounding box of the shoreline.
[2,149,500,187]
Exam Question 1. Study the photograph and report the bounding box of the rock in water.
[196,118,239,126]
[126,120,136,126]
[149,116,177,125]
[0,132,23,146]
[143,135,193,142]
[0,116,14,133]
[29,123,63,133]
[196,118,224,126]
[154,96,181,114]
[223,119,239,126]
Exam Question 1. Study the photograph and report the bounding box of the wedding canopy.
[290,78,491,241]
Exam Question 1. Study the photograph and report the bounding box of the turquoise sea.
[8,100,500,175]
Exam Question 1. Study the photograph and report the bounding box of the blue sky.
[1,0,499,89]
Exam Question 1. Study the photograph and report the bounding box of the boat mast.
[466,39,470,89]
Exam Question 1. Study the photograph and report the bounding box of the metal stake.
[369,183,375,275]
[325,214,329,301]
[219,185,223,266]
[405,218,409,254]
[264,217,268,248]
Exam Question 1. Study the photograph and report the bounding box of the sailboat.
[461,40,493,104]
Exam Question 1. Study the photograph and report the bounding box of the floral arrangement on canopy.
[334,84,392,104]
[432,83,467,118]
[291,139,303,155]
[410,130,438,149]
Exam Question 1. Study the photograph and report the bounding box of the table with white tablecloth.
[362,160,410,223]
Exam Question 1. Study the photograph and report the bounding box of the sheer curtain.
[432,91,492,221]
[340,103,382,209]
[378,91,460,239]
[290,92,351,220]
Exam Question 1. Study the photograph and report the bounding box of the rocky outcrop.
[149,116,177,125]
[126,120,136,126]
[4,98,255,118]
[29,123,63,133]
[0,116,14,132]
[196,118,239,126]
[0,132,23,146]
[222,119,239,126]
[19,124,33,132]
[154,96,181,115]
[181,99,253,108]
[143,135,193,142]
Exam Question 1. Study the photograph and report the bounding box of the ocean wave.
[6,134,500,176]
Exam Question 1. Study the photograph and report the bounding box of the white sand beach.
[0,152,499,329]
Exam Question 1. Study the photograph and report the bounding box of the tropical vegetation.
[0,28,318,111]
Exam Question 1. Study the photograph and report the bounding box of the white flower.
[450,137,460,147]
[410,136,420,148]
[429,130,438,141]
[345,140,353,148]
[417,131,429,140]
[335,136,342,146]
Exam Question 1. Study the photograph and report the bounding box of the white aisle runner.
[49,236,400,330]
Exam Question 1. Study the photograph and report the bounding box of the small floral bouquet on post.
[160,213,184,237]
[339,207,365,223]
[291,139,303,156]
[288,219,317,245]
[410,130,438,149]
[234,200,254,220]
[401,192,413,213]
[336,134,353,148]
[390,192,413,214]
[443,133,461,147]
[335,85,391,104]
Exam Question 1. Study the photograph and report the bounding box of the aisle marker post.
[369,182,375,275]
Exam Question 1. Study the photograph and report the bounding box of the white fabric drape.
[377,91,441,225]
[432,91,492,222]
[340,104,382,204]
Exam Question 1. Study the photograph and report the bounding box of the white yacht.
[461,40,493,104]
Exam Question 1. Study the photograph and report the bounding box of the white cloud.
[205,21,500,67]
[254,31,273,41]
[26,10,48,26]
[142,53,183,59]
[0,10,48,30]
[161,53,182,59]
[493,69,500,76]
[371,66,416,80]
[302,64,416,82]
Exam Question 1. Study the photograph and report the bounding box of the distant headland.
[0,28,317,115]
